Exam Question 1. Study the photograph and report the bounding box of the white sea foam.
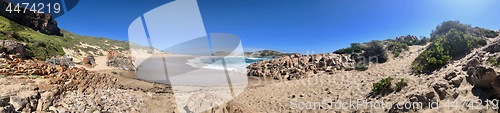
[186,56,270,73]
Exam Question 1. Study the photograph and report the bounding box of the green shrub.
[414,36,430,45]
[431,21,498,40]
[372,77,393,95]
[355,63,369,71]
[487,57,500,67]
[334,43,365,54]
[387,42,409,57]
[431,21,471,40]
[0,16,131,60]
[363,40,388,63]
[395,78,408,91]
[412,28,486,74]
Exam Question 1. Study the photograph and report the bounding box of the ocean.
[186,56,271,73]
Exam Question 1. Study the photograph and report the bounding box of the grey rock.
[467,66,497,89]
[46,55,75,67]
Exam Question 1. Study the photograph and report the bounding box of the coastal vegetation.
[372,76,393,95]
[387,42,409,57]
[333,43,365,54]
[0,16,129,60]
[412,21,492,74]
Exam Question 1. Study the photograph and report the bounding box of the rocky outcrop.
[0,40,28,59]
[247,53,355,80]
[0,54,144,112]
[484,41,500,53]
[46,55,75,67]
[107,51,135,71]
[466,66,497,89]
[0,0,62,36]
[82,56,96,66]
[396,35,418,43]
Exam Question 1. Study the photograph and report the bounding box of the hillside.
[0,16,133,60]
[244,50,298,58]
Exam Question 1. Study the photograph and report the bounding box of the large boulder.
[46,55,75,67]
[492,76,500,97]
[82,56,96,66]
[0,40,28,59]
[467,66,498,89]
[484,43,500,53]
[9,91,41,112]
[0,0,61,36]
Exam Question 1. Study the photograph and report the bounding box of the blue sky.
[56,0,500,54]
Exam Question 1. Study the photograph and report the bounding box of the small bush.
[414,36,430,45]
[355,63,368,71]
[363,41,388,63]
[487,57,500,67]
[387,42,409,57]
[372,77,393,95]
[395,78,408,91]
[334,43,365,54]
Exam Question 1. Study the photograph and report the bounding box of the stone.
[82,56,96,66]
[36,92,53,112]
[432,82,448,100]
[396,35,418,43]
[246,53,355,80]
[0,40,28,59]
[467,66,497,89]
[492,76,500,97]
[9,91,40,112]
[106,51,135,71]
[484,43,500,53]
[467,58,480,68]
[184,92,225,113]
[450,77,463,87]
[407,91,435,107]
[46,55,75,67]
[444,72,457,81]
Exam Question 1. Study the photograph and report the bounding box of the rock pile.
[461,47,500,98]
[247,53,356,80]
[0,40,28,60]
[106,51,135,71]
[46,55,75,67]
[396,35,418,43]
[0,53,145,112]
[55,89,143,112]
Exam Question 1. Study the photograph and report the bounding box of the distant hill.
[244,50,298,58]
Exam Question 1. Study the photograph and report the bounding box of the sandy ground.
[81,44,496,112]
[223,45,428,112]
[84,47,426,112]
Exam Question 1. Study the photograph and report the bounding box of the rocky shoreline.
[247,53,356,80]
